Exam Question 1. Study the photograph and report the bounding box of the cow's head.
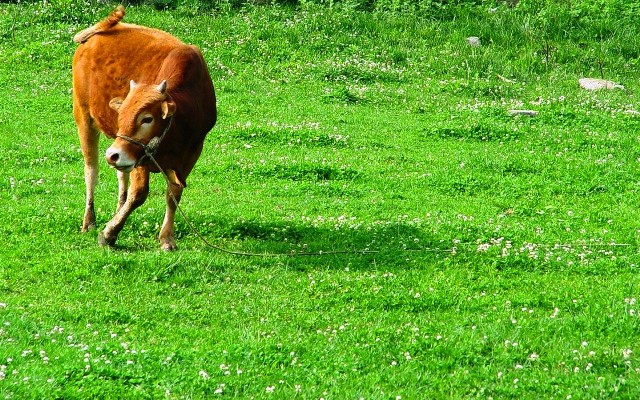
[105,80,176,171]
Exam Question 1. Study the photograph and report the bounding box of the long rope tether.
[146,153,633,257]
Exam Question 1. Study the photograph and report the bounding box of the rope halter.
[116,115,173,168]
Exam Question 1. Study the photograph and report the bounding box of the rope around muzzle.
[116,116,173,168]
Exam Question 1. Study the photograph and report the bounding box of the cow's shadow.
[176,215,450,269]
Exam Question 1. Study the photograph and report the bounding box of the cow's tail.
[73,5,125,44]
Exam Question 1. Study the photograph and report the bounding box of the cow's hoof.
[81,222,97,232]
[82,211,96,232]
[161,242,177,252]
[98,232,116,248]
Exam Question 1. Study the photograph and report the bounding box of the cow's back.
[72,23,204,138]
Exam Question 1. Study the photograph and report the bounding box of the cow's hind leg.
[159,169,184,251]
[75,107,99,232]
[98,167,150,248]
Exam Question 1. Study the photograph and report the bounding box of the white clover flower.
[477,243,490,252]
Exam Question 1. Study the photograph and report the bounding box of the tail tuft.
[73,5,126,44]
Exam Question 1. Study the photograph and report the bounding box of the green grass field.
[3,0,640,398]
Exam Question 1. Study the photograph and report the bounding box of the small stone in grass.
[579,78,624,90]
[466,36,481,47]
[508,110,538,117]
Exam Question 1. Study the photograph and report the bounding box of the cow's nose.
[105,148,120,164]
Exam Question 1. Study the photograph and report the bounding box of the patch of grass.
[3,0,640,398]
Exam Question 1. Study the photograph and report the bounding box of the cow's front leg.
[158,169,184,251]
[116,169,130,212]
[98,167,150,248]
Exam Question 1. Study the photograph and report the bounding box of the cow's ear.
[161,99,176,119]
[109,97,124,111]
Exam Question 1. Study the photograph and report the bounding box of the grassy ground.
[3,1,640,398]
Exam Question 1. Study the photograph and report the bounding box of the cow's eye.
[141,116,153,125]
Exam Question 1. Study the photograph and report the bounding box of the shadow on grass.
[176,215,451,265]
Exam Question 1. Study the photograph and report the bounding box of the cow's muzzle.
[107,116,173,171]
[105,144,136,172]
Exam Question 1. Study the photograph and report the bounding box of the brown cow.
[72,5,217,250]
